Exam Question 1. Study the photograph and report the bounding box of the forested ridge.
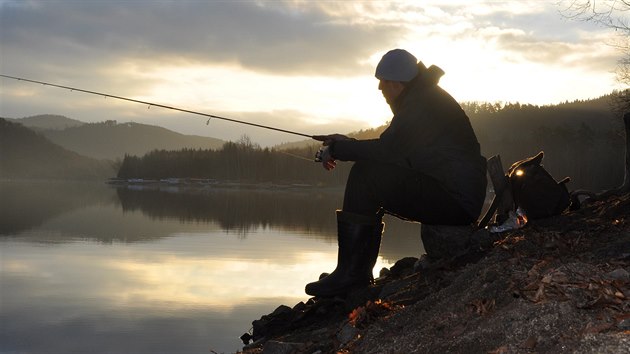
[0,118,114,179]
[117,93,627,191]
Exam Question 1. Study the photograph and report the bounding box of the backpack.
[507,151,571,220]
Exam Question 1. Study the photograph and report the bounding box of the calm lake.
[0,181,424,353]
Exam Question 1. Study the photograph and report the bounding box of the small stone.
[413,254,438,273]
[379,267,390,278]
[271,305,293,317]
[520,336,537,349]
[240,332,252,345]
[337,323,360,345]
[292,301,306,311]
[607,268,630,281]
[379,279,406,299]
[618,319,630,330]
[390,257,419,276]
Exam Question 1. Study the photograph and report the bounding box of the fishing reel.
[314,147,325,162]
[314,146,335,163]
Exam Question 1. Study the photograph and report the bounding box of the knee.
[348,161,378,181]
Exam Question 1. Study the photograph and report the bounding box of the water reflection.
[1,238,305,353]
[115,185,342,237]
[0,181,424,260]
[0,181,426,353]
[114,185,425,260]
[1,228,339,353]
[0,180,117,236]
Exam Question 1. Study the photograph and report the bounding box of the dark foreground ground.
[239,194,630,354]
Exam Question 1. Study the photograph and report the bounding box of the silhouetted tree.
[559,0,630,113]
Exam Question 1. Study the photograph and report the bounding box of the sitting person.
[307,49,487,297]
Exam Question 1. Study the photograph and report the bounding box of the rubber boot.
[305,211,384,298]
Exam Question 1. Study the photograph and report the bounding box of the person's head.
[375,49,418,104]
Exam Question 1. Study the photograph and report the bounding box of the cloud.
[1,0,622,140]
[423,2,620,74]
[475,26,619,72]
[0,0,405,78]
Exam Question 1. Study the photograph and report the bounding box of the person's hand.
[312,133,350,146]
[318,146,336,171]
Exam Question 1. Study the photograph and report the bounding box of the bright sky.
[0,0,626,146]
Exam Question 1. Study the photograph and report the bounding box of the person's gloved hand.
[318,146,336,171]
[313,133,352,171]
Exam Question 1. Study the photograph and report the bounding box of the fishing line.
[274,149,316,162]
[0,74,314,139]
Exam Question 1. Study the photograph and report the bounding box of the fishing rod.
[0,74,314,139]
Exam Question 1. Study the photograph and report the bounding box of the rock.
[379,279,408,299]
[252,305,295,341]
[379,267,391,278]
[470,228,503,250]
[421,224,473,259]
[607,268,630,281]
[337,323,360,345]
[262,340,304,354]
[271,305,293,317]
[389,257,419,277]
[243,337,267,351]
[413,254,434,272]
[240,332,253,345]
[292,301,306,312]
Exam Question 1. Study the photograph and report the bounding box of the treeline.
[117,139,351,185]
[465,96,626,191]
[117,93,628,191]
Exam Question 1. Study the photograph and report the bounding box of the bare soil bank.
[240,194,630,353]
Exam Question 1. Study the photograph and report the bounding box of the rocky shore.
[239,194,630,353]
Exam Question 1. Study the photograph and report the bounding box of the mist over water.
[0,181,422,353]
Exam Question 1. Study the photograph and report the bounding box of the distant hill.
[6,114,85,130]
[36,119,225,160]
[0,118,115,180]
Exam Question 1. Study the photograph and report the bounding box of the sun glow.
[134,64,392,129]
[102,250,394,310]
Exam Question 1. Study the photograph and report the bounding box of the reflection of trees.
[0,180,424,261]
[115,186,344,237]
[114,185,431,260]
[0,181,117,236]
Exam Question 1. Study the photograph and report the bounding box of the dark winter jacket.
[332,63,487,220]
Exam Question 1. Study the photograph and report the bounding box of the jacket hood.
[390,62,445,112]
[417,62,445,86]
